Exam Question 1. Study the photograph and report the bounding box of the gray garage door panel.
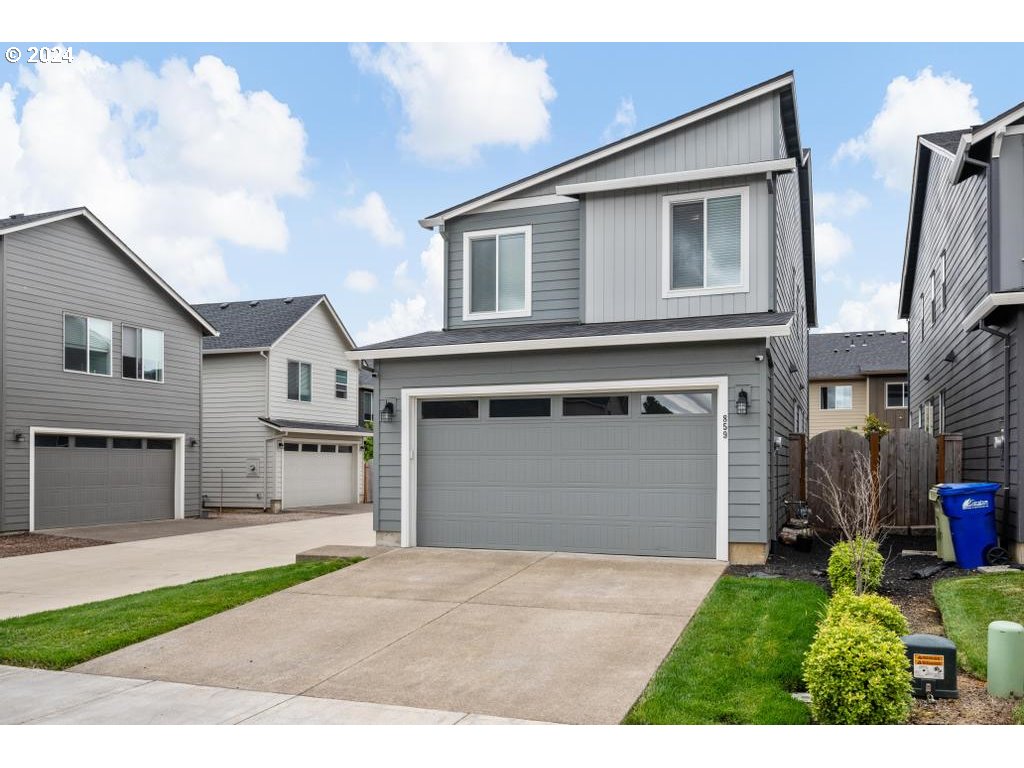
[417,393,717,558]
[36,441,175,529]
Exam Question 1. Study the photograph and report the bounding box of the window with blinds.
[663,188,746,295]
[287,360,312,402]
[464,226,531,318]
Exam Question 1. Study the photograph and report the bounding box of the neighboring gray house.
[193,295,368,511]
[353,73,816,564]
[0,208,217,532]
[899,99,1024,562]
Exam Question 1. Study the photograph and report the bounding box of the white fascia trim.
[399,376,731,560]
[202,347,270,355]
[419,74,794,228]
[28,427,186,532]
[270,296,357,351]
[962,291,1024,332]
[973,106,1024,143]
[474,195,578,214]
[919,137,959,158]
[555,158,795,196]
[267,427,369,438]
[349,320,792,361]
[1,209,219,337]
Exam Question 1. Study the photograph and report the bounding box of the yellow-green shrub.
[823,588,909,636]
[803,617,912,724]
[828,537,884,593]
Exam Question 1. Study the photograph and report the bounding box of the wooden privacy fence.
[791,429,962,530]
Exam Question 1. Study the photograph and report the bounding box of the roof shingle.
[194,295,324,351]
[809,330,908,379]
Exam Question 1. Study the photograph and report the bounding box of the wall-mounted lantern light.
[380,400,396,424]
[736,390,749,415]
[188,436,199,447]
[13,431,24,443]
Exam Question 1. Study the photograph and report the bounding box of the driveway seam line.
[17,674,154,724]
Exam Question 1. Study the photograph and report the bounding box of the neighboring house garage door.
[416,391,718,558]
[283,443,355,507]
[34,435,175,529]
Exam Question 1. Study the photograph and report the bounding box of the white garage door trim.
[400,376,730,561]
[28,426,186,532]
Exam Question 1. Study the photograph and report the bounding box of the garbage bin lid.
[935,482,1002,496]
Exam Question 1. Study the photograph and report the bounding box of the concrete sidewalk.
[0,513,373,619]
[0,666,549,725]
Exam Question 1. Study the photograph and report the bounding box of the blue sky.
[1,42,1021,342]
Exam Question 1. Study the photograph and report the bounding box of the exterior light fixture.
[188,436,199,447]
[380,400,396,423]
[13,431,24,443]
[736,390,749,415]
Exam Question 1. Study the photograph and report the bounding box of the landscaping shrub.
[823,588,909,636]
[828,536,884,593]
[803,616,912,725]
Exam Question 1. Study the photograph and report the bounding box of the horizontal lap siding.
[374,341,768,544]
[1,217,203,531]
[446,203,581,328]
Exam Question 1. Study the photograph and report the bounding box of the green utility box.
[929,486,956,562]
[987,621,1024,698]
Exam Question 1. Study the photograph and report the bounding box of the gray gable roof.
[921,130,968,155]
[0,208,83,231]
[359,311,793,351]
[809,330,908,379]
[194,295,324,351]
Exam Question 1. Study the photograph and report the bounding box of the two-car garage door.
[415,391,718,558]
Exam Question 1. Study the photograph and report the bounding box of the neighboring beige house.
[808,331,909,437]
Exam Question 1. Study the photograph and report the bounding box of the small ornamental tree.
[861,413,891,438]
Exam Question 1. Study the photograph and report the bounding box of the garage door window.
[489,398,551,418]
[147,439,174,450]
[35,434,69,447]
[283,443,299,452]
[301,443,318,452]
[640,393,714,415]
[422,400,479,419]
[562,396,629,416]
[321,444,337,453]
[75,436,108,448]
[64,314,112,376]
[112,438,143,449]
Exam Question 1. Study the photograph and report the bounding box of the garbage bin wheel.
[985,546,1011,566]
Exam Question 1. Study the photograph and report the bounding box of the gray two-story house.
[899,98,1024,562]
[0,208,217,532]
[353,73,816,564]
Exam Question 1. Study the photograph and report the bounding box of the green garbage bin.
[929,486,956,563]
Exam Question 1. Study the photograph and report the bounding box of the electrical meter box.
[901,633,958,699]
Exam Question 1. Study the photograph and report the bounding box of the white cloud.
[814,222,853,269]
[352,43,556,164]
[818,282,907,333]
[835,67,981,190]
[343,269,378,293]
[603,96,636,141]
[0,50,307,299]
[815,189,870,219]
[359,233,444,344]
[337,191,404,247]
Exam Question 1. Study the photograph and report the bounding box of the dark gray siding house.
[899,102,1024,562]
[0,208,217,532]
[353,73,816,564]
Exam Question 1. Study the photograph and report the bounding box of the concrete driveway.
[0,512,373,619]
[76,548,725,724]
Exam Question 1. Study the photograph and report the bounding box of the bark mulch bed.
[728,532,1020,724]
[0,533,106,558]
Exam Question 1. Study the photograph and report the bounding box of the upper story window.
[939,250,946,310]
[463,226,532,321]
[64,314,112,376]
[886,382,908,409]
[287,360,312,402]
[360,389,373,424]
[662,187,748,298]
[335,369,348,399]
[820,385,853,411]
[122,325,165,383]
[929,271,936,322]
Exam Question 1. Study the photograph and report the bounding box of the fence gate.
[805,429,870,530]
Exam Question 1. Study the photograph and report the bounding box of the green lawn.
[933,572,1024,679]
[623,575,827,725]
[0,559,357,670]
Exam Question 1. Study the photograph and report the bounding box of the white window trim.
[399,377,731,561]
[28,427,185,531]
[661,186,749,299]
[287,360,313,403]
[335,368,349,399]
[820,384,854,411]
[62,312,113,378]
[121,324,165,384]
[462,225,533,321]
[885,381,908,410]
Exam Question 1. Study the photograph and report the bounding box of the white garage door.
[283,442,355,508]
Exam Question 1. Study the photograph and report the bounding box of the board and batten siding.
[0,217,203,532]
[445,202,581,328]
[268,301,360,426]
[373,341,770,545]
[908,147,1021,542]
[583,174,772,323]
[200,352,276,509]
